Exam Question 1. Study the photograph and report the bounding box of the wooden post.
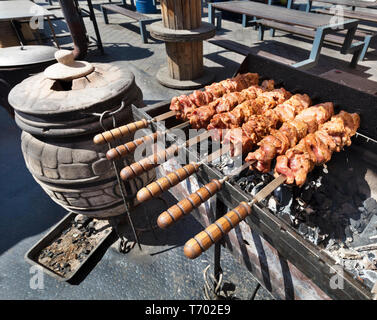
[150,0,216,89]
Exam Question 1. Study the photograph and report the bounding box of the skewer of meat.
[223,94,312,156]
[132,95,310,205]
[153,99,337,230]
[274,111,360,186]
[183,110,360,260]
[170,73,259,120]
[189,81,291,129]
[246,102,335,173]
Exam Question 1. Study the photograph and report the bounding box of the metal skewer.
[136,144,232,203]
[93,110,183,145]
[106,121,190,161]
[183,174,287,259]
[119,130,212,181]
[156,160,252,229]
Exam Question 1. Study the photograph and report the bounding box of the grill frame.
[130,54,377,300]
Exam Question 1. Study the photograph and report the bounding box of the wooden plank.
[174,0,184,30]
[169,0,177,29]
[160,0,169,28]
[101,4,149,21]
[211,1,336,28]
[183,0,191,29]
[166,42,180,79]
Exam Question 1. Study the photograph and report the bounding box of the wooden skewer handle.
[106,132,159,161]
[157,179,223,229]
[183,202,252,259]
[93,119,149,145]
[136,163,201,203]
[120,144,179,180]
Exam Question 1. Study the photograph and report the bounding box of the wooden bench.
[101,4,153,43]
[258,19,374,61]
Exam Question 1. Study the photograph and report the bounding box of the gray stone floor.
[1,0,377,300]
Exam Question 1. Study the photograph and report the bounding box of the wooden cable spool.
[149,0,216,89]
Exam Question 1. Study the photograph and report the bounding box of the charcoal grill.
[122,54,377,300]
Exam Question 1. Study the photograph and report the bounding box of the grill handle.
[106,132,159,161]
[157,179,223,229]
[93,119,149,145]
[137,163,201,203]
[120,144,179,180]
[183,202,252,259]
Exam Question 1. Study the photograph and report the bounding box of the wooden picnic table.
[208,1,363,69]
[0,0,58,47]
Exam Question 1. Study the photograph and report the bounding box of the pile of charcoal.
[38,215,109,277]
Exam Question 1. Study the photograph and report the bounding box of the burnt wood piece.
[101,4,153,43]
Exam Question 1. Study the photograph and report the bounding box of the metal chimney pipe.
[58,0,88,59]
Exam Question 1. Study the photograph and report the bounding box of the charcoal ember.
[301,186,313,203]
[325,239,340,251]
[250,181,264,196]
[313,192,332,210]
[278,211,294,225]
[62,227,71,236]
[361,270,377,290]
[298,223,309,237]
[261,174,273,184]
[345,226,353,243]
[349,217,364,234]
[364,198,377,216]
[74,214,91,228]
[268,196,278,213]
[274,185,293,208]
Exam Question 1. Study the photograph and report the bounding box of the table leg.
[306,0,312,13]
[292,26,326,70]
[242,14,248,28]
[208,3,215,25]
[87,0,104,55]
[47,17,60,48]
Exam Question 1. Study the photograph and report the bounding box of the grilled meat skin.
[246,102,334,173]
[223,94,312,156]
[170,73,259,120]
[274,111,360,186]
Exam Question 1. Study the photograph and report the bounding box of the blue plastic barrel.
[135,0,157,14]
